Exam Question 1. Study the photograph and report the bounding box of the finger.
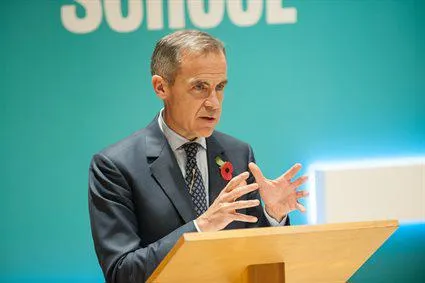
[296,190,309,199]
[224,183,259,202]
[223,171,250,193]
[231,213,258,223]
[290,176,308,189]
[277,163,302,182]
[296,202,307,213]
[223,199,260,211]
[248,162,265,183]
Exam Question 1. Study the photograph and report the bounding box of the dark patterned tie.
[182,142,208,217]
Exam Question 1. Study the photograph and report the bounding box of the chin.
[197,128,215,138]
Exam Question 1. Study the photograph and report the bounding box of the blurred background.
[1,0,424,282]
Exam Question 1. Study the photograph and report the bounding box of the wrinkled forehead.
[177,50,227,81]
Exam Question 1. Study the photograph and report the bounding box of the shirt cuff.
[263,206,287,226]
[193,219,202,232]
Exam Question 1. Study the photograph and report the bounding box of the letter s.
[61,0,102,34]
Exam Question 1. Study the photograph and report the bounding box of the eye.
[216,83,226,92]
[193,83,207,92]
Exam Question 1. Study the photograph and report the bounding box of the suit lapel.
[207,133,249,230]
[146,118,196,223]
[206,134,230,205]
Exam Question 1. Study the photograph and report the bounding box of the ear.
[152,75,168,100]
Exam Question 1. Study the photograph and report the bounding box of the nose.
[204,90,221,110]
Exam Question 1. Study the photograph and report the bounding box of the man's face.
[162,51,227,140]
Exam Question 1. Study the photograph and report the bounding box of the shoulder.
[99,128,147,158]
[95,116,159,162]
[91,126,151,172]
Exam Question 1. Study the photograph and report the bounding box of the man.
[89,30,308,283]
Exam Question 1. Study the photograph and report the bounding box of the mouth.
[199,116,217,123]
[200,116,216,120]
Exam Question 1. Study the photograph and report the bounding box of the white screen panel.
[309,158,425,224]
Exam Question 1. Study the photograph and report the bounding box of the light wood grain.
[147,220,398,283]
[239,263,285,283]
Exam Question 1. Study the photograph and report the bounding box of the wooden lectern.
[147,220,398,283]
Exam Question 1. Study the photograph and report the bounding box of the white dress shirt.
[157,109,286,231]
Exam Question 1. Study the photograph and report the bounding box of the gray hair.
[150,30,226,84]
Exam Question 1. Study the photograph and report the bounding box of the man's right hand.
[195,172,260,232]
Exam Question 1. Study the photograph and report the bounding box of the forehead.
[177,51,227,82]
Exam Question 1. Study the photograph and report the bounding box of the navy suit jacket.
[89,116,289,283]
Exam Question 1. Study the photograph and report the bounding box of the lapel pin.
[215,156,233,181]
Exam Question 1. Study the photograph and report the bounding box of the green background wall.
[1,0,424,282]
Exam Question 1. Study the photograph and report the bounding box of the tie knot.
[183,142,199,161]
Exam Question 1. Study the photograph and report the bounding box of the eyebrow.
[190,79,228,86]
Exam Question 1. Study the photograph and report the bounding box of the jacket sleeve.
[88,153,196,283]
[245,146,290,228]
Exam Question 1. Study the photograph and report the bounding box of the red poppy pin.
[215,156,233,181]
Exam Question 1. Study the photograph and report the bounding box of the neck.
[162,109,197,141]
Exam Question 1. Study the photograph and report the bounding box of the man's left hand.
[248,162,309,222]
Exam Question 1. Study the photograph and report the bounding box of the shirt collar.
[158,108,207,151]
